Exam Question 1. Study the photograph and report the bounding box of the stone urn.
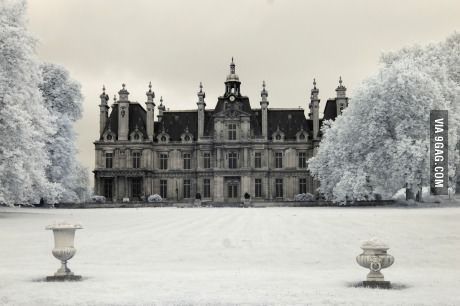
[46,222,83,281]
[356,237,394,288]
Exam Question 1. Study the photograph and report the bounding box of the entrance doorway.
[131,177,142,200]
[225,177,240,201]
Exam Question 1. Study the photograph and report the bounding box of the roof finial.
[122,83,126,89]
[148,81,152,91]
[102,85,106,93]
[230,57,235,74]
[113,95,117,103]
[339,76,342,86]
[313,78,317,89]
[261,80,268,102]
[160,96,163,105]
[199,81,203,93]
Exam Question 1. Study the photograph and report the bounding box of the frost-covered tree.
[309,32,460,203]
[0,0,61,205]
[39,63,90,203]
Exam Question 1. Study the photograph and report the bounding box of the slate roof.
[323,99,338,121]
[102,103,147,140]
[101,97,335,142]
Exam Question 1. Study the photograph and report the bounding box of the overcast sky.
[27,0,460,183]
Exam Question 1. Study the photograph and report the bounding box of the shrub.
[294,193,315,201]
[195,193,201,200]
[91,195,106,203]
[148,194,162,202]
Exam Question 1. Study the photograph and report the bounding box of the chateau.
[93,60,348,202]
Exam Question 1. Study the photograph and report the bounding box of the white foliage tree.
[0,0,61,205]
[309,32,460,203]
[39,63,90,203]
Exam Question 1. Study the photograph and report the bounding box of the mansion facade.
[93,60,348,202]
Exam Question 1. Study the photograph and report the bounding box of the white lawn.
[0,206,459,306]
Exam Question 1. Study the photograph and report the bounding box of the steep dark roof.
[323,99,337,121]
[158,111,198,141]
[101,103,147,140]
[267,109,311,140]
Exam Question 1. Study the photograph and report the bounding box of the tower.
[117,83,130,141]
[224,58,241,96]
[335,76,348,115]
[197,82,206,139]
[99,85,109,136]
[260,81,269,140]
[146,82,156,141]
[309,79,320,140]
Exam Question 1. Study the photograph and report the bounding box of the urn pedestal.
[46,223,83,281]
[356,238,394,289]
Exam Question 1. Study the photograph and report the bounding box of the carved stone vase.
[356,238,394,288]
[46,222,83,281]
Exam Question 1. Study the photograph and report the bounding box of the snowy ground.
[0,207,459,306]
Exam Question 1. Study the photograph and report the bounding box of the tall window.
[132,178,142,198]
[132,152,141,168]
[228,123,237,140]
[160,153,168,170]
[183,153,191,169]
[103,178,113,199]
[203,179,211,198]
[298,152,306,168]
[275,152,283,168]
[160,179,167,199]
[255,178,262,198]
[275,178,283,198]
[299,178,307,194]
[228,152,237,169]
[105,152,113,168]
[254,152,261,168]
[183,179,191,198]
[203,152,211,169]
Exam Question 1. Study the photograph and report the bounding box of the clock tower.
[224,57,241,97]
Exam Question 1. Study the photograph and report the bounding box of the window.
[132,152,141,168]
[275,178,283,198]
[203,152,211,169]
[105,152,113,168]
[160,153,168,170]
[255,179,262,198]
[228,123,236,140]
[161,136,166,142]
[132,178,142,198]
[134,133,140,140]
[183,179,191,198]
[203,179,211,198]
[298,152,306,168]
[160,179,167,199]
[228,152,237,169]
[106,134,112,141]
[183,153,191,169]
[103,178,113,199]
[184,135,190,142]
[299,133,305,140]
[275,152,283,168]
[276,134,281,141]
[254,152,261,168]
[299,178,307,194]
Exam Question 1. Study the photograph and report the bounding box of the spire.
[261,80,268,102]
[118,83,129,101]
[311,78,319,100]
[99,85,109,105]
[197,82,206,104]
[146,81,155,104]
[230,57,235,74]
[336,76,347,98]
[158,96,165,111]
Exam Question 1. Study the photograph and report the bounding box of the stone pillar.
[197,83,206,139]
[260,81,269,140]
[145,82,156,141]
[117,84,130,141]
[214,176,224,202]
[309,79,320,140]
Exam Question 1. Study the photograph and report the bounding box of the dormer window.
[157,131,170,143]
[161,136,166,142]
[296,130,308,142]
[272,128,285,142]
[107,134,112,141]
[130,127,143,142]
[103,129,115,142]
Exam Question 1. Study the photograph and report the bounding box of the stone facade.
[94,60,347,202]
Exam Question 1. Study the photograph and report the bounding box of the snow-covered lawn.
[0,207,459,305]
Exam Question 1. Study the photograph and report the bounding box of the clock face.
[229,95,235,102]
